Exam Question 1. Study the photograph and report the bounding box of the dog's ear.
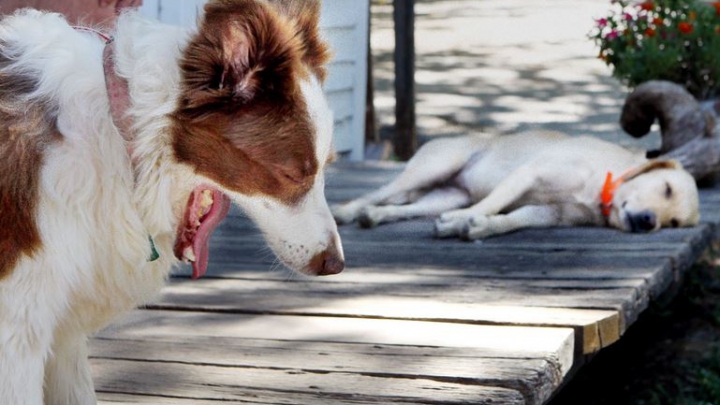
[179,0,304,111]
[271,0,330,81]
[215,23,263,104]
[624,159,683,181]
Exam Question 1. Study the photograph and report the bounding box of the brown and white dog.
[0,1,343,403]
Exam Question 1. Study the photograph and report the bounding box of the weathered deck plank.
[92,336,555,404]
[151,278,620,354]
[91,163,719,405]
[93,310,574,404]
[96,311,574,367]
[94,359,527,405]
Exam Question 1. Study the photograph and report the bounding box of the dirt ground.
[550,249,720,405]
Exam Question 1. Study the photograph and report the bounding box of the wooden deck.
[92,162,720,405]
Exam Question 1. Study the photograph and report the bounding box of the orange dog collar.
[600,172,624,217]
[600,167,641,217]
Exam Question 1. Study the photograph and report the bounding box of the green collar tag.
[148,235,160,262]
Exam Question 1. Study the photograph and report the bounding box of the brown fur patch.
[273,0,331,81]
[172,0,330,204]
[0,43,60,279]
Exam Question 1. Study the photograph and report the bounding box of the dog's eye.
[665,182,673,199]
[670,218,680,228]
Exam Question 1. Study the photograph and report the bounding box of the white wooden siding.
[139,0,369,160]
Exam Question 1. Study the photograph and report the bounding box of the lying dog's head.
[609,160,700,232]
[169,0,343,278]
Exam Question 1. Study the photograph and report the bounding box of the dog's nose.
[319,254,344,276]
[629,210,657,232]
[307,241,345,276]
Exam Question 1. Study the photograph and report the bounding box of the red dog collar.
[73,27,156,261]
[102,42,135,154]
[73,26,134,155]
[72,26,113,44]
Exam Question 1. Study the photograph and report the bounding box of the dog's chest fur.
[0,11,194,332]
[0,11,185,399]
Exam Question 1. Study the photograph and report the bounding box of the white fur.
[0,9,339,405]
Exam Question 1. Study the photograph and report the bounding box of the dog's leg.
[435,166,540,237]
[0,344,46,405]
[0,283,60,405]
[459,203,597,241]
[459,205,560,241]
[44,331,96,405]
[332,135,488,224]
[357,187,471,228]
[332,181,418,225]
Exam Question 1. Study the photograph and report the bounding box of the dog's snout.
[306,241,345,276]
[629,210,657,232]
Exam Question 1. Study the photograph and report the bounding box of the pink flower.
[597,18,608,28]
[624,12,633,21]
[606,30,620,39]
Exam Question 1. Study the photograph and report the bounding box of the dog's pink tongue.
[191,189,231,279]
[175,187,232,279]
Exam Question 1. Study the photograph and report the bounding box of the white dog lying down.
[333,131,700,240]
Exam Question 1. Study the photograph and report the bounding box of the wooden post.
[393,0,416,160]
[365,3,378,144]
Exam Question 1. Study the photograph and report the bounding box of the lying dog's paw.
[357,207,379,229]
[434,218,464,238]
[331,204,358,225]
[439,209,471,223]
[461,216,493,241]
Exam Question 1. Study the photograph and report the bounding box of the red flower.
[713,2,720,16]
[653,17,663,26]
[645,27,656,37]
[638,1,654,11]
[678,21,694,34]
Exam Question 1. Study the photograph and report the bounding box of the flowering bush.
[592,0,720,99]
